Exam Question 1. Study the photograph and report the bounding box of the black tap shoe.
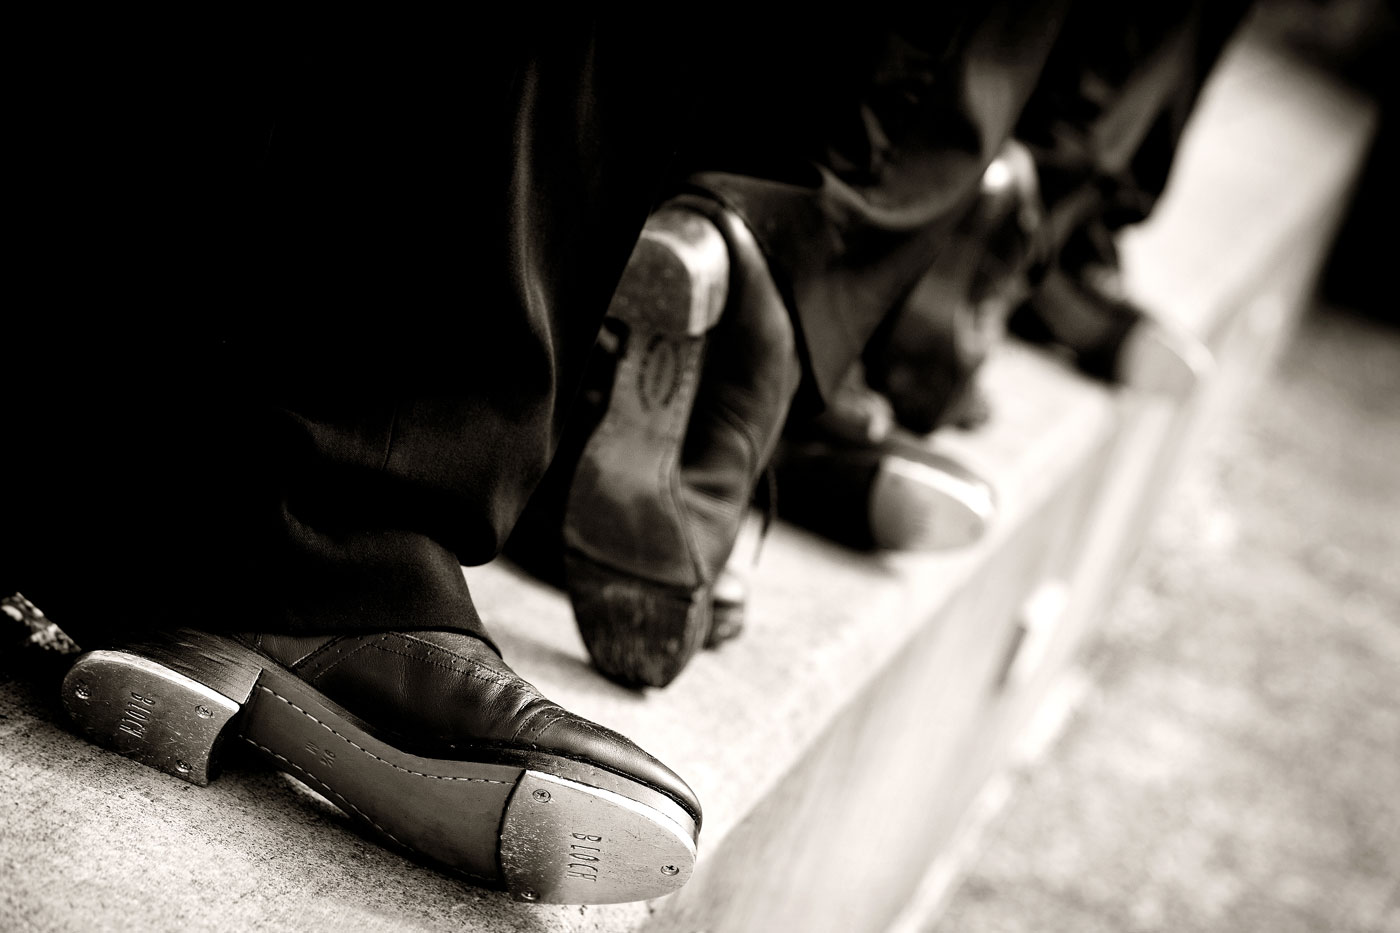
[60,627,700,905]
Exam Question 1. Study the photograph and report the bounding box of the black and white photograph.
[3,2,1396,931]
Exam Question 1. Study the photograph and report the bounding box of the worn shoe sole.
[563,206,729,687]
[59,629,697,905]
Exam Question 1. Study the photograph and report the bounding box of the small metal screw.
[661,865,680,876]
[195,705,214,719]
[175,760,192,774]
[519,890,538,901]
[532,789,551,803]
[74,682,92,700]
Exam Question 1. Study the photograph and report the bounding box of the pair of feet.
[59,200,798,907]
[864,138,1210,437]
[767,144,1037,557]
[773,140,1211,559]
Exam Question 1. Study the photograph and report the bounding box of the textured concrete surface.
[0,341,1115,933]
[936,304,1400,933]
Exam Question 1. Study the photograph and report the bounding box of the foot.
[863,141,1041,434]
[561,199,801,687]
[1114,306,1213,399]
[60,627,700,904]
[774,432,996,552]
[1011,227,1212,399]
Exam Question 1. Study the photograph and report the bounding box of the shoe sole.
[868,448,997,551]
[776,441,997,552]
[563,206,729,687]
[1115,318,1213,400]
[59,629,697,905]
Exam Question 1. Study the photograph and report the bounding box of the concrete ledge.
[0,34,1375,933]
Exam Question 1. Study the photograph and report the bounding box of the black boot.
[513,200,801,688]
[776,381,996,554]
[1010,221,1212,398]
[864,141,1043,435]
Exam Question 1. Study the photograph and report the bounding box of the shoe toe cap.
[527,710,703,829]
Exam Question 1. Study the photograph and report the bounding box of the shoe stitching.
[254,685,513,787]
[396,632,510,671]
[240,735,496,885]
[561,716,628,745]
[364,641,516,688]
[253,643,698,823]
[253,685,701,828]
[512,704,568,744]
[285,635,355,674]
[394,633,520,683]
[305,634,388,681]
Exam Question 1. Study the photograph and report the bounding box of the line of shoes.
[46,141,1211,907]
[505,140,1210,689]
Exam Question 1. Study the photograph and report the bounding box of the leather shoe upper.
[238,630,702,824]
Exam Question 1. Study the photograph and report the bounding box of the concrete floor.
[937,304,1400,933]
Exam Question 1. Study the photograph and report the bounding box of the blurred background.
[935,2,1399,931]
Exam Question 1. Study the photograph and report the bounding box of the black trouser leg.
[6,14,705,647]
[1004,0,1253,375]
[675,2,1073,412]
[1019,0,1255,261]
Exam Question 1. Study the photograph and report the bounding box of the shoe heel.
[607,205,729,337]
[564,552,711,688]
[61,629,262,785]
[564,206,728,687]
[569,206,727,494]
